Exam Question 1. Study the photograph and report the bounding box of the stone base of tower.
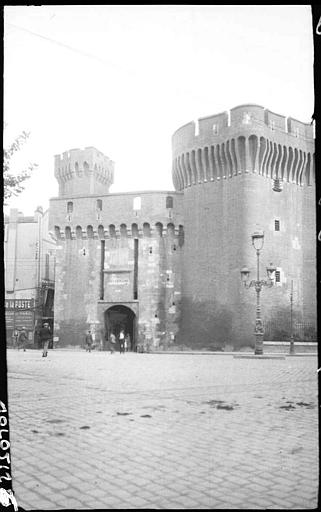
[54,320,89,347]
[175,296,254,351]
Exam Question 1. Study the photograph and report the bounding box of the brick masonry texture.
[49,104,316,350]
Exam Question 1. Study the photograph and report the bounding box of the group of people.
[109,329,131,354]
[12,322,52,357]
[13,324,133,356]
[84,329,131,354]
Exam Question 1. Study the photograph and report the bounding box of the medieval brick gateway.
[49,104,316,350]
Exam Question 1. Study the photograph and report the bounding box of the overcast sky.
[3,5,314,216]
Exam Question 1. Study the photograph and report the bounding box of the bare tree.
[3,130,38,204]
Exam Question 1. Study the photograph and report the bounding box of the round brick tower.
[172,104,316,348]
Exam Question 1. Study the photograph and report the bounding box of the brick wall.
[49,191,184,234]
[53,225,183,348]
[178,174,316,349]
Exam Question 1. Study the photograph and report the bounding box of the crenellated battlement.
[172,104,314,151]
[54,146,114,197]
[52,221,184,242]
[172,105,315,191]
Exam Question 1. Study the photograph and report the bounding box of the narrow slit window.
[274,220,280,231]
[97,199,102,211]
[45,253,49,280]
[166,196,173,209]
[67,201,73,214]
[275,270,281,283]
[133,238,138,300]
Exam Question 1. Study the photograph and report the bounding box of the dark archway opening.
[104,305,136,351]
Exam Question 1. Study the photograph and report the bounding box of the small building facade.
[4,207,56,345]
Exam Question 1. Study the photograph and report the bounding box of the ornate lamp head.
[240,266,250,283]
[251,230,264,251]
[266,262,276,279]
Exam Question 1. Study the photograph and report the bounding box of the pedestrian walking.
[17,327,28,351]
[12,330,18,349]
[109,332,116,354]
[119,329,125,354]
[85,330,93,352]
[39,322,52,357]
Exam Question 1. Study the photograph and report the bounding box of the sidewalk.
[16,346,317,356]
[7,350,319,509]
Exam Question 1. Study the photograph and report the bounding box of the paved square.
[6,350,319,509]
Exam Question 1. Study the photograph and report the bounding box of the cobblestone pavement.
[6,350,319,510]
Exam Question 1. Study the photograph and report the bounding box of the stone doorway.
[104,305,136,351]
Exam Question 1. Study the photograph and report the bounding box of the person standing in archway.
[109,332,116,354]
[125,333,130,352]
[119,329,125,354]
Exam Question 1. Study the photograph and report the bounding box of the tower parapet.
[172,105,314,190]
[54,146,114,197]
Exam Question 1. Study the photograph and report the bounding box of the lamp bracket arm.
[243,280,257,289]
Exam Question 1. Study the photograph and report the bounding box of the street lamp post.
[289,280,295,355]
[240,231,276,355]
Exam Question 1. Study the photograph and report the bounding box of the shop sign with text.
[5,299,34,310]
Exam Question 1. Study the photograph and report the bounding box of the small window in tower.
[67,201,73,214]
[270,120,275,131]
[166,196,173,209]
[242,112,251,124]
[133,197,141,211]
[275,270,281,283]
[172,244,177,251]
[149,246,153,254]
[97,199,102,211]
[213,124,218,134]
[274,220,280,231]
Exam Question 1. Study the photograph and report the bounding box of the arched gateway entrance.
[104,305,136,351]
